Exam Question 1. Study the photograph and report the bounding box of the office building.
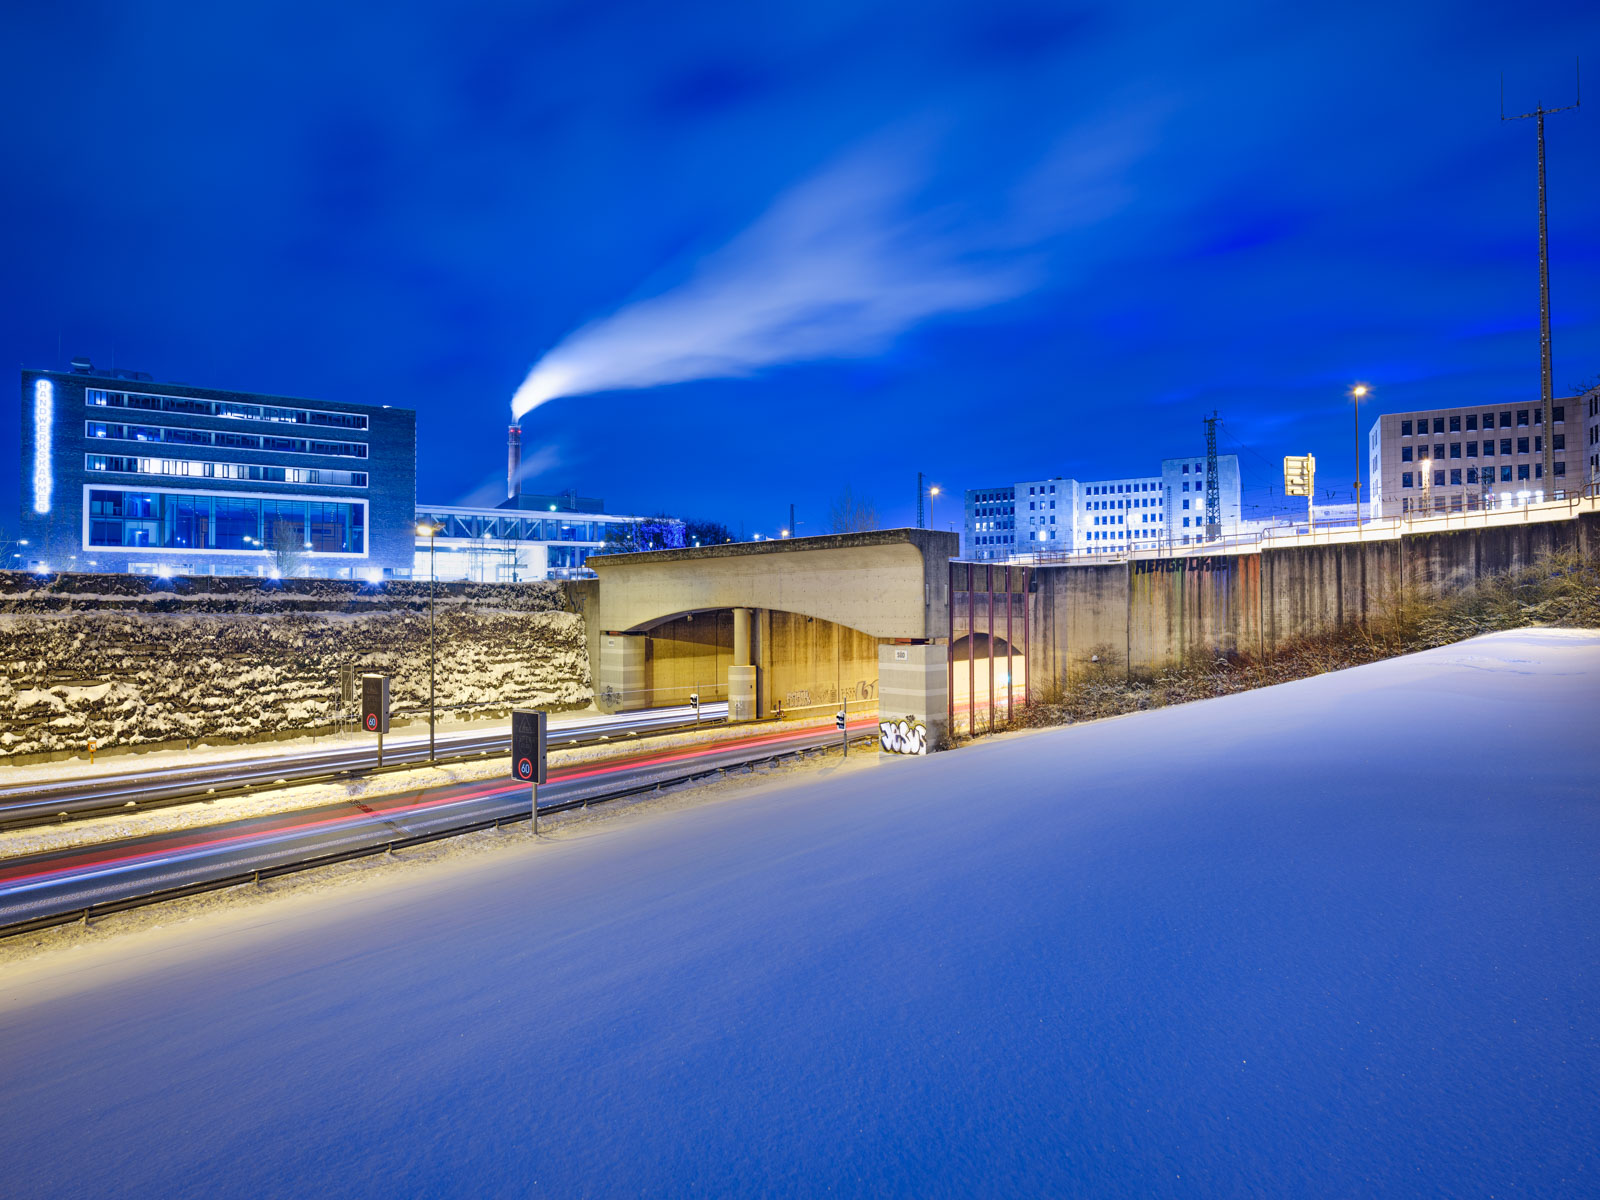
[1160,454,1242,541]
[1582,384,1600,489]
[964,454,1241,559]
[18,362,415,578]
[1367,399,1578,519]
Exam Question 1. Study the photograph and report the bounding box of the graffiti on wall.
[1133,556,1235,575]
[879,714,928,756]
[783,679,876,711]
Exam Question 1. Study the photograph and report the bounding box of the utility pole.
[916,472,925,529]
[1203,413,1222,540]
[1503,61,1580,495]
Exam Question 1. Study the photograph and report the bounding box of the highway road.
[0,713,878,935]
[0,702,729,829]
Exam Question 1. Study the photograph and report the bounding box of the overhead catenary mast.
[1502,61,1581,494]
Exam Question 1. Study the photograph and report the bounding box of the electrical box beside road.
[512,710,548,784]
[361,674,390,734]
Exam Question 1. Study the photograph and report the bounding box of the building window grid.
[85,388,369,430]
[85,419,367,459]
[86,454,367,488]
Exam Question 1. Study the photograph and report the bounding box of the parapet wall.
[0,574,593,762]
[1030,512,1600,683]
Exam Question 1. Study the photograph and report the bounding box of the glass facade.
[86,388,368,429]
[88,489,364,553]
[86,454,367,487]
[85,420,366,458]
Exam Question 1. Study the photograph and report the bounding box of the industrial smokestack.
[507,424,522,500]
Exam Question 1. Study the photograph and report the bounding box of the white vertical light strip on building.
[33,378,54,514]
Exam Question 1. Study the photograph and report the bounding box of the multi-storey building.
[1075,474,1162,554]
[18,361,415,578]
[1582,384,1600,489]
[964,455,1242,559]
[1014,477,1077,553]
[1367,399,1578,519]
[1160,454,1242,542]
[965,484,1018,560]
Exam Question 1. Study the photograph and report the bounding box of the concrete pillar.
[596,633,648,713]
[877,642,949,754]
[728,607,756,722]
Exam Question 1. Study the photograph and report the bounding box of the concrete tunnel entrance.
[586,530,961,747]
[598,608,882,723]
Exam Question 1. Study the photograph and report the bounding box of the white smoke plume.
[509,127,1143,418]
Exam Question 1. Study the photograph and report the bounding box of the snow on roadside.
[0,745,884,968]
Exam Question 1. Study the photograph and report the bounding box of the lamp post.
[417,522,443,761]
[929,485,941,532]
[1351,384,1369,530]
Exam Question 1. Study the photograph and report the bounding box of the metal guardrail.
[0,728,880,939]
[1012,482,1600,567]
[0,712,729,831]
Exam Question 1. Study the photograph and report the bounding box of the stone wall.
[0,573,592,762]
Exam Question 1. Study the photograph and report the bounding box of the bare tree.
[269,519,306,578]
[828,485,880,534]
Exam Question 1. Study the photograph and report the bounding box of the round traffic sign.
[516,757,533,780]
[365,713,378,731]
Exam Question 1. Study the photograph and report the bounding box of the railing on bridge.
[948,562,1031,739]
[1015,481,1599,567]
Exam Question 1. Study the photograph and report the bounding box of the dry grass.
[1013,551,1600,729]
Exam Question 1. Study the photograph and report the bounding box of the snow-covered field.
[1,628,1596,1197]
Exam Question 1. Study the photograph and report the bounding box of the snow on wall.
[0,574,591,758]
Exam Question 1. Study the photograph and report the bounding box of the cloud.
[510,124,1149,418]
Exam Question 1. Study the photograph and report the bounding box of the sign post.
[512,710,548,834]
[361,674,390,767]
[689,691,700,725]
[836,705,847,758]
[1283,454,1316,531]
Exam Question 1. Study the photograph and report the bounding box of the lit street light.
[1351,384,1369,530]
[416,521,444,762]
[929,485,942,532]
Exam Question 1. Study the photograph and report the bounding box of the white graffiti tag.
[879,715,928,756]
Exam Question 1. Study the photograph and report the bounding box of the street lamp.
[929,485,941,531]
[1350,384,1369,530]
[416,521,444,761]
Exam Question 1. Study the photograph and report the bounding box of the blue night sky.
[3,1,1597,535]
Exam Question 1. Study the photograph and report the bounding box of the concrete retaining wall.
[1029,512,1599,684]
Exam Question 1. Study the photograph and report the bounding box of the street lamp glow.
[1350,383,1371,530]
